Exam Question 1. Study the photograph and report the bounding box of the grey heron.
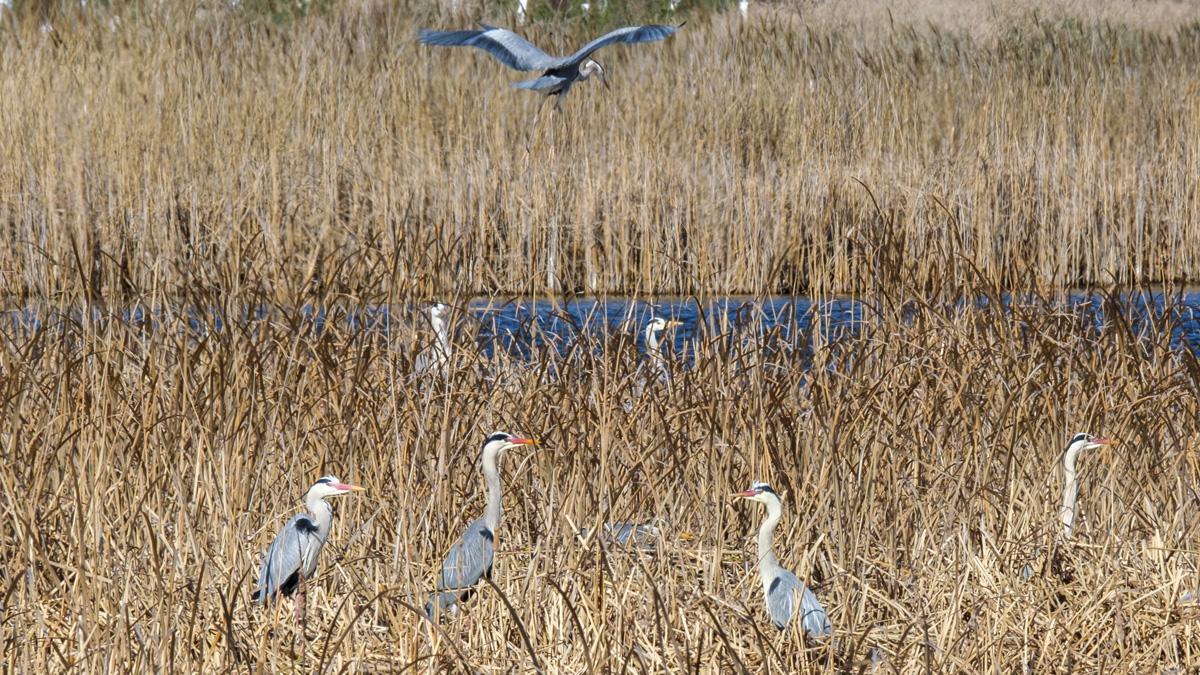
[733,482,832,637]
[576,519,665,549]
[425,431,539,619]
[413,302,453,378]
[1060,432,1116,538]
[644,316,683,384]
[252,475,364,622]
[417,23,684,111]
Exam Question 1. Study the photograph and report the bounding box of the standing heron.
[417,23,684,111]
[413,302,453,378]
[252,475,365,622]
[733,482,832,637]
[1060,432,1116,538]
[644,316,683,384]
[426,432,539,619]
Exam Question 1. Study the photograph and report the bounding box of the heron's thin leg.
[524,95,553,161]
[295,578,306,625]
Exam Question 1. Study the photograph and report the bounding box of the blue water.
[3,293,1198,359]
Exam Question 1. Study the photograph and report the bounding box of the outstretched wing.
[418,26,559,72]
[567,23,683,64]
[436,517,495,592]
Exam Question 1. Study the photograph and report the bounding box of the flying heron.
[1059,432,1116,538]
[252,475,365,622]
[733,482,832,637]
[417,23,684,111]
[413,302,453,378]
[425,431,539,620]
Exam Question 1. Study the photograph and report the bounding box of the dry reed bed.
[1,3,1200,300]
[2,281,1199,671]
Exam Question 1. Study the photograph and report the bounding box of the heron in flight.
[252,475,365,622]
[413,302,453,378]
[417,23,684,111]
[733,482,832,637]
[1059,432,1116,538]
[426,432,539,619]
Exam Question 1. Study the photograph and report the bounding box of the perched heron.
[1059,432,1116,538]
[413,303,453,378]
[733,482,832,637]
[417,23,684,111]
[252,476,364,622]
[426,432,539,619]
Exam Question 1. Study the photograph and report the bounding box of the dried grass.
[2,0,1200,672]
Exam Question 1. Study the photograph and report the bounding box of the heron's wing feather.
[766,571,797,629]
[513,75,568,91]
[255,515,318,603]
[798,583,833,637]
[418,27,558,72]
[437,517,495,592]
[567,23,682,64]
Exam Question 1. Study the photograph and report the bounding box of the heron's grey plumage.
[418,26,558,71]
[565,24,681,63]
[765,569,831,635]
[737,481,831,637]
[577,520,662,548]
[254,512,327,603]
[252,475,363,619]
[418,23,683,107]
[425,432,537,620]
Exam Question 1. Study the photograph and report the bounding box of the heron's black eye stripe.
[485,432,510,444]
[315,477,333,485]
[758,484,778,497]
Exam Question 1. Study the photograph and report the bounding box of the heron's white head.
[581,59,609,90]
[428,303,451,323]
[481,431,539,461]
[305,475,365,501]
[732,481,781,505]
[646,316,683,335]
[1067,432,1116,453]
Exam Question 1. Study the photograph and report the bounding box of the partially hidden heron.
[1059,432,1116,538]
[252,475,365,622]
[733,482,832,637]
[417,23,684,111]
[413,302,453,378]
[645,316,683,384]
[425,432,539,620]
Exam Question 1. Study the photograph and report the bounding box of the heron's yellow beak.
[666,320,683,329]
[336,483,365,493]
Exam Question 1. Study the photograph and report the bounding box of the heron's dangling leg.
[524,94,554,160]
[294,578,307,624]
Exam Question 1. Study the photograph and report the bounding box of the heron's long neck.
[306,496,334,542]
[432,316,450,354]
[483,450,503,533]
[645,326,661,358]
[646,327,669,380]
[1060,445,1082,538]
[757,499,783,580]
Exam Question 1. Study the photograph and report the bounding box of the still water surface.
[4,293,1198,358]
